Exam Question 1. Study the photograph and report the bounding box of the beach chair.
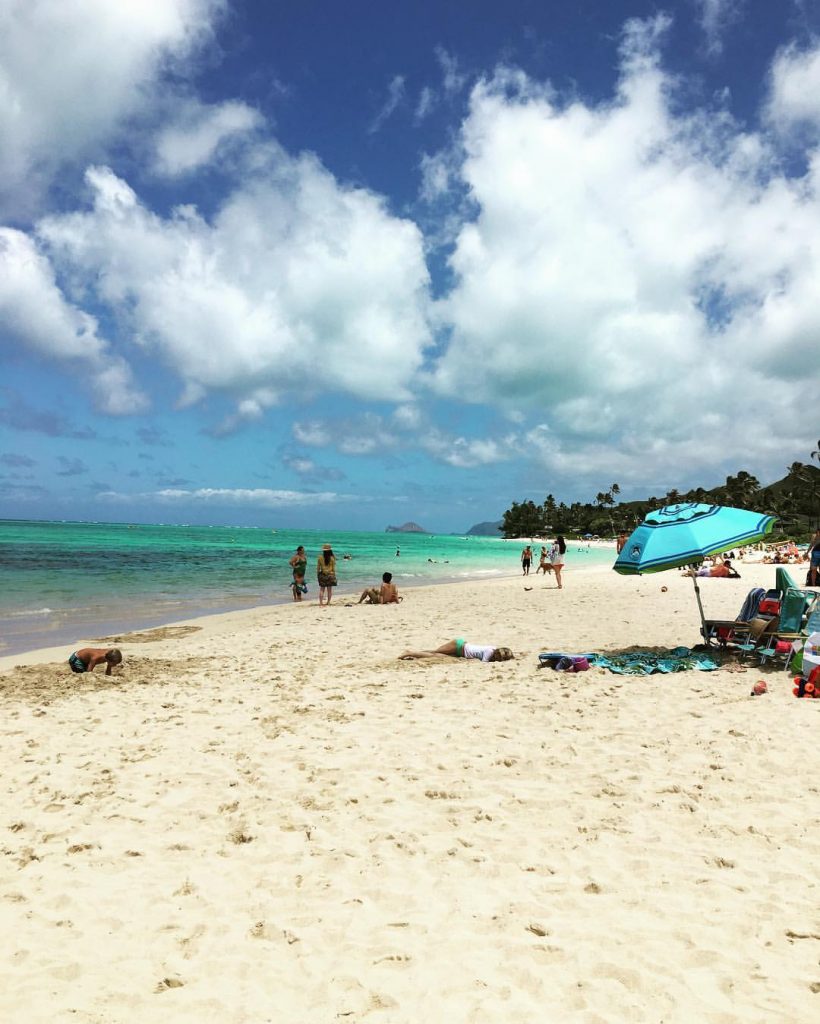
[702,587,764,647]
[735,614,781,663]
[757,591,820,668]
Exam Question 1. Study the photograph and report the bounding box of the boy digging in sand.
[68,648,122,676]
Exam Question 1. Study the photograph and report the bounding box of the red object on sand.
[752,680,767,696]
[793,686,801,697]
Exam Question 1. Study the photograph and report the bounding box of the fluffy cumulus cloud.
[767,42,820,131]
[0,228,147,413]
[37,154,432,418]
[292,410,519,468]
[153,99,263,176]
[0,0,225,215]
[429,17,820,482]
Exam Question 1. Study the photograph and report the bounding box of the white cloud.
[0,0,225,215]
[767,42,820,131]
[292,409,516,468]
[436,47,467,97]
[419,429,514,468]
[37,154,433,414]
[153,99,263,176]
[415,87,436,122]
[369,75,406,134]
[427,18,820,481]
[99,487,352,507]
[692,0,743,56]
[0,227,147,413]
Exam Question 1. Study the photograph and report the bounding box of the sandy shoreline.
[1,564,818,1021]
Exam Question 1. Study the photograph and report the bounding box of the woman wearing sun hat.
[317,543,337,606]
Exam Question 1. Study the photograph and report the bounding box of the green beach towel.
[588,647,719,675]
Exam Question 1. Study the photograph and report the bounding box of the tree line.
[500,444,820,540]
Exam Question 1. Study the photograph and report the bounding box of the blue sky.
[2,0,819,532]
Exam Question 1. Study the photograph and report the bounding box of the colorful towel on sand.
[588,646,719,674]
[539,647,719,674]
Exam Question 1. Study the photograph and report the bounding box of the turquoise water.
[0,520,613,656]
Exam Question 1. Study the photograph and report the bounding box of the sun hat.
[322,543,332,550]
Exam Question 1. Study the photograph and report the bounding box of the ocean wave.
[10,607,54,617]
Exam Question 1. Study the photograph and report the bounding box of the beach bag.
[555,655,590,672]
[538,653,592,672]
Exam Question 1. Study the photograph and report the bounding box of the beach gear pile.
[793,632,820,698]
[793,668,820,699]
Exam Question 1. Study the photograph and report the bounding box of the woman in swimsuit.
[536,546,552,575]
[317,544,337,606]
[289,545,308,601]
[549,535,567,589]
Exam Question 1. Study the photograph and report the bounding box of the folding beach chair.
[702,587,765,647]
[757,591,820,668]
[735,614,781,663]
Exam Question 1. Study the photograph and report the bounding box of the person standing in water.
[549,535,567,589]
[536,545,552,575]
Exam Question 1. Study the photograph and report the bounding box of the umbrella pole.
[689,567,709,645]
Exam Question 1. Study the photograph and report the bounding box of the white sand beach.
[1,564,818,1022]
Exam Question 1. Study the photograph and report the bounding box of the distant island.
[466,520,503,537]
[385,521,428,534]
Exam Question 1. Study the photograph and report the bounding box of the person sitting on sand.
[359,572,402,605]
[399,639,514,662]
[68,648,122,676]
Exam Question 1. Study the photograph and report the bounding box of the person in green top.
[289,545,308,601]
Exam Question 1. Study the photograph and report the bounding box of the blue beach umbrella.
[613,503,776,642]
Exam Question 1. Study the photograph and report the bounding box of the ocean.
[0,520,614,656]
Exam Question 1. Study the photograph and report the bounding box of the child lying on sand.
[399,639,513,662]
[68,648,122,676]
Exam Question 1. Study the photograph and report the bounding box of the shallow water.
[0,520,613,655]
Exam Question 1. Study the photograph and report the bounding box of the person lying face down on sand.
[684,560,741,579]
[399,639,514,662]
[358,572,402,604]
[68,648,123,676]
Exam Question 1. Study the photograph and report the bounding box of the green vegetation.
[500,446,820,540]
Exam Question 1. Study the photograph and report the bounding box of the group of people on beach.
[521,537,566,589]
[288,543,339,606]
[288,544,402,607]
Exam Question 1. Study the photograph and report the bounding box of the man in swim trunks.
[521,545,532,575]
[68,648,122,675]
[399,639,513,661]
[358,572,402,604]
